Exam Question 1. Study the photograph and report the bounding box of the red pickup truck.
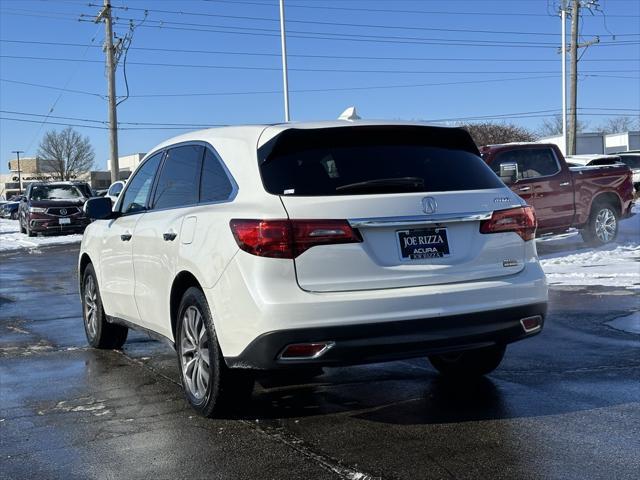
[480,143,635,246]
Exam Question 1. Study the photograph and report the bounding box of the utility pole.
[567,0,580,156]
[95,0,120,184]
[11,150,24,194]
[565,1,600,156]
[279,0,291,122]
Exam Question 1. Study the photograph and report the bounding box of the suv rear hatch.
[258,125,528,292]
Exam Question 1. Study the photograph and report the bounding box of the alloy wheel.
[594,208,616,243]
[180,306,211,400]
[83,276,98,339]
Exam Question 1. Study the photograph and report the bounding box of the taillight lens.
[479,206,537,241]
[229,219,362,258]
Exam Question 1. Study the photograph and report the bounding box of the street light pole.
[560,1,567,155]
[279,0,291,122]
[11,150,24,194]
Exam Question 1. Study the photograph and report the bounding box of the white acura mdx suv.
[80,121,548,417]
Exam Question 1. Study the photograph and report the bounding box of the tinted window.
[199,149,233,203]
[492,148,560,180]
[620,155,640,169]
[260,127,501,195]
[120,152,163,214]
[153,145,203,210]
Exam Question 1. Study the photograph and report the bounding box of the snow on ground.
[0,218,83,252]
[537,204,640,290]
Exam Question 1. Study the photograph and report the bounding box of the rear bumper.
[225,302,547,370]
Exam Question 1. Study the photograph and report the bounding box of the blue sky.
[1,0,639,173]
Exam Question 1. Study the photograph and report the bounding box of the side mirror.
[85,197,116,220]
[499,162,519,185]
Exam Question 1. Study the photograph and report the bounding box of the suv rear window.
[259,126,503,196]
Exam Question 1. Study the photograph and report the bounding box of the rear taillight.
[479,206,537,241]
[229,219,362,258]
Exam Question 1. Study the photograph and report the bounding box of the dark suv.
[19,182,91,236]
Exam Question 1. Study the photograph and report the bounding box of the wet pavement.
[1,244,639,479]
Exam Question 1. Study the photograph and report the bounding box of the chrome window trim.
[348,211,496,228]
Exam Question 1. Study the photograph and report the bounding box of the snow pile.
[538,204,640,290]
[0,218,83,252]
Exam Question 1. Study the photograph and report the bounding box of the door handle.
[163,230,177,241]
[559,181,570,186]
[120,231,132,241]
[518,186,531,192]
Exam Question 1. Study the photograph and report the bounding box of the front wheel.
[429,345,506,378]
[176,287,253,417]
[580,203,619,246]
[81,264,128,349]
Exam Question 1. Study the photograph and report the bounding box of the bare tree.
[457,122,536,147]
[37,127,95,180]
[538,114,587,138]
[596,116,640,134]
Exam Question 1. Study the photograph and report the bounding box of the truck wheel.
[581,202,619,246]
[176,287,254,417]
[428,345,506,378]
[81,263,128,349]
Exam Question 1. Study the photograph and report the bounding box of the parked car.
[480,143,635,246]
[614,151,640,194]
[1,201,20,220]
[79,121,548,417]
[106,180,125,205]
[18,182,91,236]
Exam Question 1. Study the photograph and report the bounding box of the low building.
[604,131,640,154]
[538,131,639,156]
[1,153,145,199]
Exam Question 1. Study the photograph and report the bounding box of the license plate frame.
[397,227,450,260]
[59,217,71,225]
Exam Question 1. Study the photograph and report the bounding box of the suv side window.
[199,148,233,203]
[120,152,163,214]
[152,145,204,210]
[492,148,560,180]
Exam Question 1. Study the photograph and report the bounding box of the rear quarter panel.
[570,165,635,225]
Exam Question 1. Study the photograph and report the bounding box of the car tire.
[25,218,35,237]
[580,201,619,246]
[10,211,18,220]
[176,287,254,417]
[81,263,128,349]
[428,345,506,378]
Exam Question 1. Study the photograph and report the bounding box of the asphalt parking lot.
[1,244,639,480]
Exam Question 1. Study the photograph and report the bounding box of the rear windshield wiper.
[335,177,425,193]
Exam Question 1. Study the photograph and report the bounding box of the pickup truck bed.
[480,143,634,245]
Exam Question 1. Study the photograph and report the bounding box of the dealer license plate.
[397,227,450,259]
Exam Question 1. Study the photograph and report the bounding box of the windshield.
[31,185,84,200]
[620,155,640,169]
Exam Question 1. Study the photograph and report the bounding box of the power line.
[4,55,640,75]
[2,39,637,63]
[199,0,640,18]
[101,3,640,37]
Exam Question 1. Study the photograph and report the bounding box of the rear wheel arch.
[589,191,622,216]
[170,271,204,343]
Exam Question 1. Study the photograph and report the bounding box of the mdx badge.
[422,197,437,215]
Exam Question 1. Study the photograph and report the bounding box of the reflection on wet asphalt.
[1,245,639,479]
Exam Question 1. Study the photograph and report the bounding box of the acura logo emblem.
[422,197,437,215]
[60,208,67,215]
